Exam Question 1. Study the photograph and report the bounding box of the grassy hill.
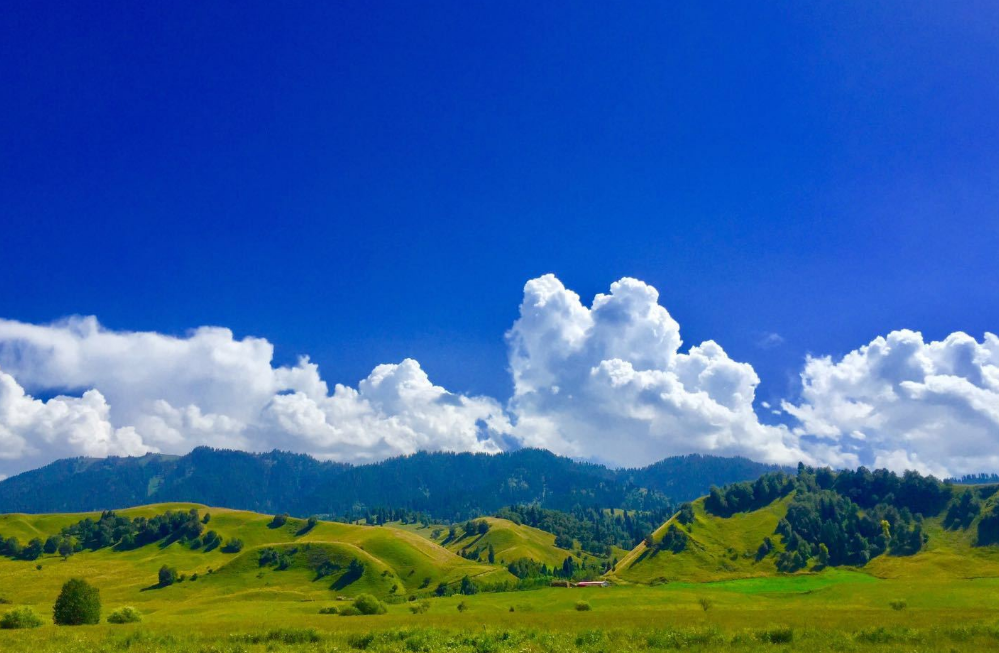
[611,472,999,585]
[610,496,792,584]
[390,517,624,569]
[0,503,513,620]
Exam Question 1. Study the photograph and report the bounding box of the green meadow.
[5,501,999,652]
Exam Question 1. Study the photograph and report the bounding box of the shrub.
[351,594,387,615]
[698,597,713,611]
[347,632,374,649]
[318,606,338,615]
[1,607,43,629]
[269,513,289,528]
[756,626,794,644]
[222,538,243,553]
[574,601,592,612]
[158,565,177,587]
[409,600,430,614]
[107,606,142,624]
[457,600,469,612]
[889,599,907,611]
[53,578,101,625]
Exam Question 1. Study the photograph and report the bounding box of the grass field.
[6,503,999,651]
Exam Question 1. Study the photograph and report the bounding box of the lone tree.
[158,565,178,587]
[53,579,101,625]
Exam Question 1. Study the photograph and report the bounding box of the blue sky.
[1,3,998,476]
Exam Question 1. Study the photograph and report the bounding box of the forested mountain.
[0,447,786,519]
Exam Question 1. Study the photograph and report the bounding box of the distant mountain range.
[0,447,788,518]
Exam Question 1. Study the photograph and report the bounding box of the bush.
[53,578,101,625]
[574,601,592,612]
[107,606,142,624]
[351,594,387,615]
[222,538,243,554]
[756,626,794,644]
[697,597,713,612]
[889,599,907,611]
[318,606,338,615]
[1,607,43,629]
[269,513,289,528]
[158,565,177,587]
[457,600,469,612]
[409,600,430,614]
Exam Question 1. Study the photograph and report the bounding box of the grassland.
[0,503,511,616]
[6,502,999,651]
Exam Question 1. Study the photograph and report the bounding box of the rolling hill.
[391,516,623,569]
[0,503,512,619]
[610,467,999,585]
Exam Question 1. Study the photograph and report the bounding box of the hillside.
[0,447,787,518]
[392,517,621,570]
[611,467,999,585]
[0,503,512,618]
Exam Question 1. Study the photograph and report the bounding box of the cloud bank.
[0,275,996,477]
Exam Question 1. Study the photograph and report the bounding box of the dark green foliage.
[755,536,773,561]
[459,575,479,595]
[258,547,294,570]
[21,538,43,560]
[656,524,688,554]
[43,536,60,554]
[1,536,22,557]
[53,578,101,625]
[269,513,289,528]
[496,503,673,555]
[676,503,695,525]
[54,509,203,554]
[106,606,142,624]
[945,491,982,530]
[200,530,221,550]
[158,565,177,587]
[575,601,592,611]
[704,472,795,516]
[977,504,999,546]
[0,447,784,520]
[1,607,42,629]
[222,538,243,553]
[487,543,495,564]
[506,558,550,579]
[350,594,387,615]
[718,464,957,569]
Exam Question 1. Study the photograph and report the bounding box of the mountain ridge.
[0,447,788,518]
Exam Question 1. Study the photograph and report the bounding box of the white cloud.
[782,329,999,477]
[506,275,811,468]
[0,278,996,478]
[0,367,151,473]
[0,317,509,476]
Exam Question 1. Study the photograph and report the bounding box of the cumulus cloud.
[782,329,999,477]
[506,275,810,468]
[0,317,509,476]
[0,277,997,478]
